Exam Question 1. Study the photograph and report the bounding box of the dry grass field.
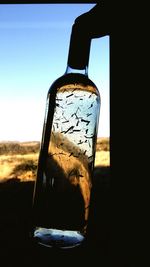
[0,137,109,182]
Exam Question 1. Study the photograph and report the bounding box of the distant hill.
[0,141,40,155]
[0,137,109,182]
[96,137,109,151]
[0,137,109,156]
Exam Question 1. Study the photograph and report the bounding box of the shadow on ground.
[0,166,111,267]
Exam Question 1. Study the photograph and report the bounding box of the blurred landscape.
[0,137,110,182]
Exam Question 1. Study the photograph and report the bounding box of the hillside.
[0,137,110,182]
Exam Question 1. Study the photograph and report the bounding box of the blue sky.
[0,4,109,141]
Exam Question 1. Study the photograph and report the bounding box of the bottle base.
[33,227,85,249]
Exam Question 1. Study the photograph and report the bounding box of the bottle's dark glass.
[31,24,100,249]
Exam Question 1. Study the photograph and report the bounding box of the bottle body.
[32,72,100,248]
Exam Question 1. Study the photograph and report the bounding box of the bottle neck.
[65,65,88,76]
[67,23,91,74]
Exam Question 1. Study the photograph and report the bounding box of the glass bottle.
[31,23,100,249]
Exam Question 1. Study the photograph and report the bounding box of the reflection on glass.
[32,75,100,248]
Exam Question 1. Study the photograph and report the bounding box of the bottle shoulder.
[48,73,100,97]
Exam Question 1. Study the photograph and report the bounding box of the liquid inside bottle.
[32,73,100,248]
